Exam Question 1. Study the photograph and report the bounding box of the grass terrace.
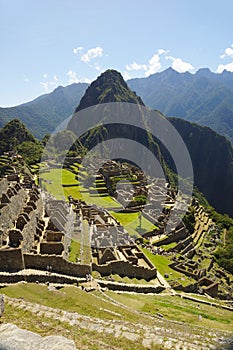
[106,291,233,332]
[39,167,121,209]
[0,283,149,325]
[68,239,81,263]
[141,248,196,286]
[110,211,158,238]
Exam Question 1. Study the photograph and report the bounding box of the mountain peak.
[75,69,144,112]
[196,68,212,76]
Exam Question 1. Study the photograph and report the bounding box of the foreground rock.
[0,323,77,350]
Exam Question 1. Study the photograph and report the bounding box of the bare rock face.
[0,294,4,317]
[0,324,77,350]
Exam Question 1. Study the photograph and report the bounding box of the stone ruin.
[72,200,157,280]
[0,176,88,278]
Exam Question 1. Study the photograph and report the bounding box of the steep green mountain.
[128,68,233,144]
[69,70,161,155]
[75,69,144,112]
[0,119,42,164]
[0,83,88,139]
[68,69,164,182]
[168,118,233,216]
[68,69,233,217]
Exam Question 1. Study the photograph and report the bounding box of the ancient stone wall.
[20,191,44,252]
[155,227,189,246]
[92,260,157,280]
[0,273,85,285]
[0,179,8,197]
[24,254,91,277]
[97,280,165,293]
[173,236,193,252]
[40,242,64,255]
[0,189,27,238]
[169,262,199,280]
[0,249,24,272]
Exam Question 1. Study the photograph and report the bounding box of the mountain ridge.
[128,68,233,143]
[0,83,88,139]
[1,67,233,143]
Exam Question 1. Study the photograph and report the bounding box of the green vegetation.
[0,283,149,325]
[169,117,233,217]
[128,67,233,144]
[198,204,233,274]
[40,167,121,209]
[76,69,144,113]
[133,195,148,205]
[1,302,146,350]
[81,221,92,265]
[1,281,233,348]
[0,119,43,165]
[141,248,196,286]
[106,291,233,331]
[68,239,81,263]
[160,242,177,251]
[0,83,88,139]
[110,211,157,238]
[214,226,233,274]
[100,273,157,285]
[183,206,195,234]
[17,141,43,165]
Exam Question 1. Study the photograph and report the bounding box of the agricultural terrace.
[39,167,121,209]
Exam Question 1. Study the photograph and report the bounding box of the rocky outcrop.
[0,323,77,350]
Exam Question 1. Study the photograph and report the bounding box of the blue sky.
[1,0,233,106]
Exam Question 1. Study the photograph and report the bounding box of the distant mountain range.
[0,83,88,139]
[128,68,233,144]
[1,67,233,144]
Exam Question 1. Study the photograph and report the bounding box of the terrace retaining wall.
[92,260,157,280]
[24,254,91,277]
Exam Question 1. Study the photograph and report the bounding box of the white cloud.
[126,62,147,71]
[145,49,167,77]
[220,44,233,59]
[81,47,103,63]
[166,56,194,73]
[145,53,162,76]
[123,71,131,81]
[40,75,59,92]
[217,44,233,72]
[73,46,83,55]
[157,49,166,55]
[217,62,233,73]
[67,70,79,84]
[67,70,91,84]
[124,49,167,78]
